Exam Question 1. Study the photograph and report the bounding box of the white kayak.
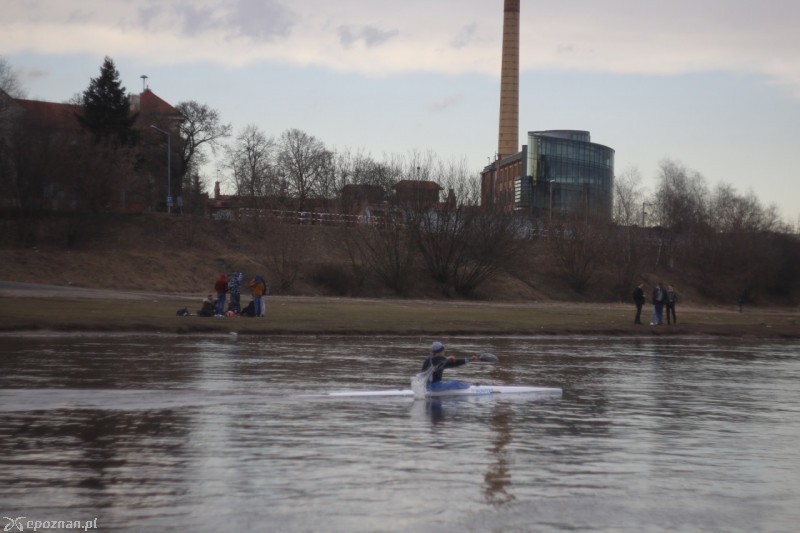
[319,385,562,399]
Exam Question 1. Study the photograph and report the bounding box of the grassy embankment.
[0,292,797,338]
[0,214,797,337]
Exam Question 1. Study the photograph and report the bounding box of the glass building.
[525,130,615,220]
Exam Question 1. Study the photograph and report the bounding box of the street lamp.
[642,201,652,227]
[150,125,171,213]
[549,180,556,221]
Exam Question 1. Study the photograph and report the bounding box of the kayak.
[319,385,562,399]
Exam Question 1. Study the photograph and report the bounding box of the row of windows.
[534,131,590,142]
[531,138,614,169]
[535,160,613,186]
[515,176,613,217]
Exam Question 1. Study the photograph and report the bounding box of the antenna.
[140,75,148,92]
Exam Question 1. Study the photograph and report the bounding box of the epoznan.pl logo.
[4,517,98,532]
[3,518,24,532]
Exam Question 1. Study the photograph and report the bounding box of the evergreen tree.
[78,56,138,145]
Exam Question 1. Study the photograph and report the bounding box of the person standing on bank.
[632,282,646,325]
[249,275,267,317]
[651,282,665,325]
[421,342,478,392]
[213,273,228,316]
[228,271,243,314]
[666,284,678,324]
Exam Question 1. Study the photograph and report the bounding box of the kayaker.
[421,341,478,391]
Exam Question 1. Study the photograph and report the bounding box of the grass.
[1,293,797,338]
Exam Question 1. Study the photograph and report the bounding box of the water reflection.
[4,407,191,513]
[484,401,514,506]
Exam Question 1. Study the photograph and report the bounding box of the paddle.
[421,351,498,380]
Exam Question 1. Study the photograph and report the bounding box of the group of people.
[196,272,269,317]
[633,281,678,325]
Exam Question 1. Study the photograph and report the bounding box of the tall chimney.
[497,0,520,160]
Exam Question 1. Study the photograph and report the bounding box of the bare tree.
[380,149,439,190]
[355,154,394,191]
[405,155,518,296]
[226,125,277,198]
[694,183,791,300]
[649,159,710,268]
[548,216,609,293]
[652,159,709,231]
[409,157,476,289]
[610,167,648,300]
[435,156,480,206]
[332,148,356,198]
[708,184,782,234]
[340,219,416,295]
[453,212,523,296]
[613,167,646,227]
[277,129,333,206]
[411,207,466,288]
[333,148,395,200]
[262,217,309,291]
[174,101,231,190]
[0,56,26,98]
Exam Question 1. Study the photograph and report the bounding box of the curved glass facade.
[526,130,614,220]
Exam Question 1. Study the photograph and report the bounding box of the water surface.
[1,335,798,532]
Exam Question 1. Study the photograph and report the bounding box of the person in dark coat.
[197,295,215,317]
[632,282,646,325]
[421,342,477,391]
[666,284,678,324]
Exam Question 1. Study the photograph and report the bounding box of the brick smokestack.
[497,0,520,160]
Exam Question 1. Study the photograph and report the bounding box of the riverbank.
[1,282,797,338]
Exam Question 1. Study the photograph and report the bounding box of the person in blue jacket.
[421,341,477,391]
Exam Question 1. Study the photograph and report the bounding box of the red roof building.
[393,180,442,208]
[0,88,181,214]
[8,98,82,132]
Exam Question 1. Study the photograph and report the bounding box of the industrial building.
[481,0,615,221]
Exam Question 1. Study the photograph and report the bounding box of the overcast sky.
[3,0,799,224]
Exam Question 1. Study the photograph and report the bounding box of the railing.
[216,207,400,227]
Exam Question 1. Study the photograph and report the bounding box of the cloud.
[556,44,575,55]
[178,5,218,36]
[338,25,399,49]
[137,4,162,28]
[452,23,478,49]
[135,0,294,41]
[2,1,800,96]
[427,94,463,113]
[225,0,295,42]
[19,67,49,84]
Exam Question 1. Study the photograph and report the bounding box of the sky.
[2,0,799,225]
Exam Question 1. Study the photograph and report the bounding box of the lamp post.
[150,125,171,213]
[549,180,556,221]
[642,201,652,227]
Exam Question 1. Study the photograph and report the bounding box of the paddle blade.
[479,353,498,363]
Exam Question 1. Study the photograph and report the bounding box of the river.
[1,335,798,532]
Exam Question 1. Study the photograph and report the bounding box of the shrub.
[312,264,358,296]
